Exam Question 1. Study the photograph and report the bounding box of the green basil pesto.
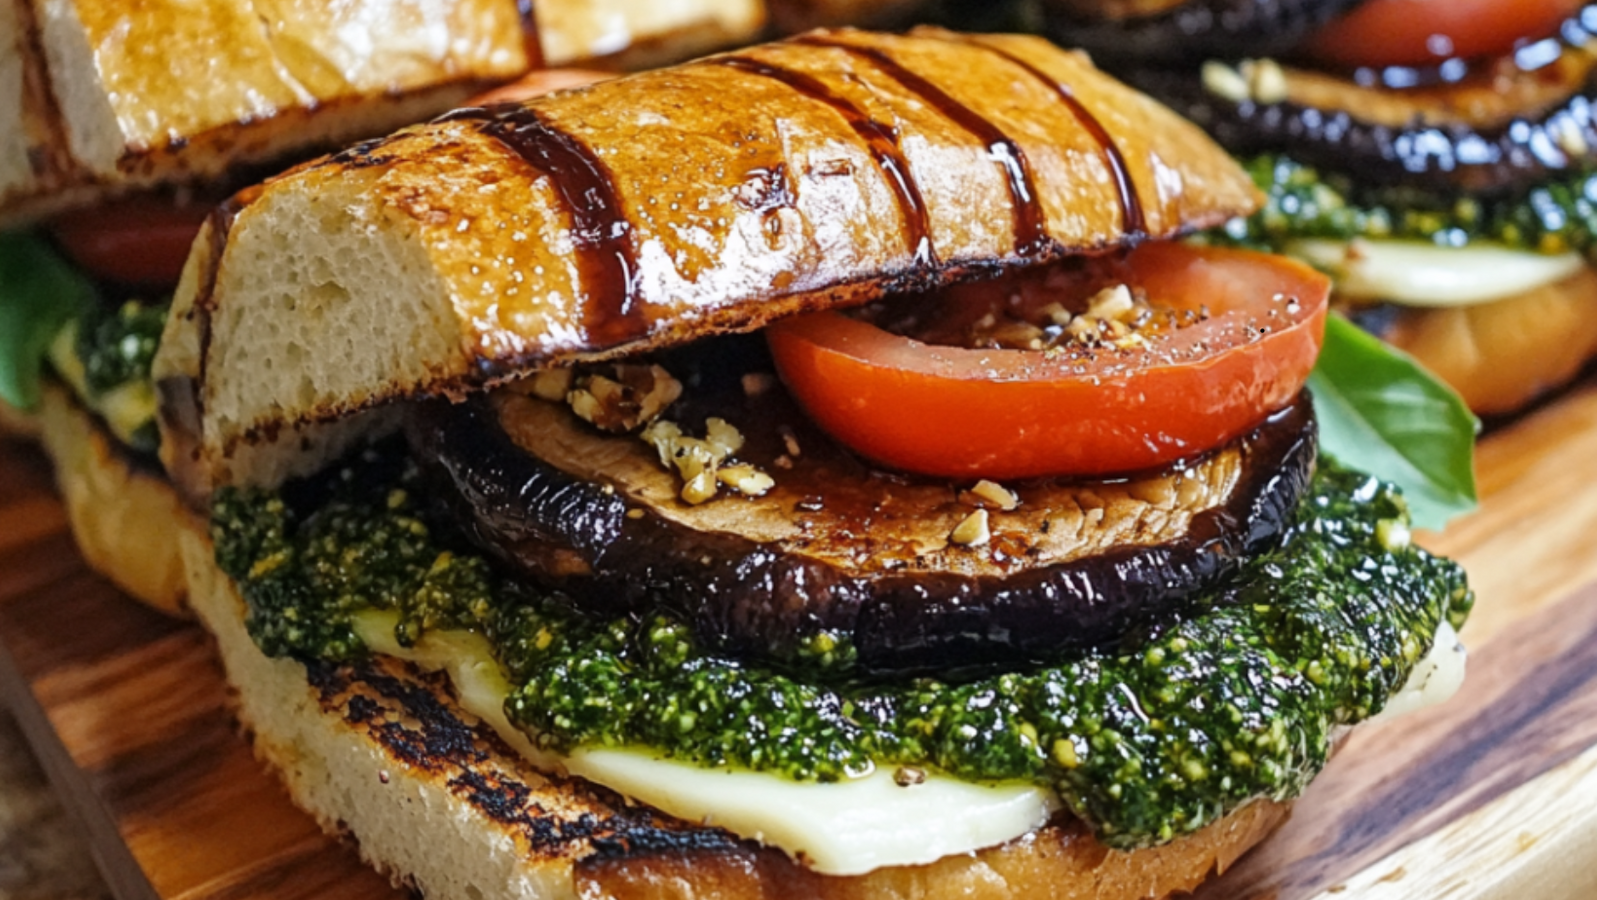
[49,298,169,455]
[1208,154,1597,259]
[212,455,1471,849]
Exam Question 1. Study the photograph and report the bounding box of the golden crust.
[161,29,1261,490]
[1,0,531,225]
[176,516,1287,900]
[35,384,188,615]
[1,0,771,226]
[1382,267,1597,415]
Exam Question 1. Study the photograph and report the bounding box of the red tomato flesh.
[1307,0,1580,70]
[766,243,1330,480]
[47,197,211,289]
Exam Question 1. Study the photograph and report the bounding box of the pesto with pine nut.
[1209,154,1597,258]
[212,451,1471,849]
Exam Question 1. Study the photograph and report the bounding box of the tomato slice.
[1306,0,1580,70]
[766,243,1330,480]
[47,197,211,288]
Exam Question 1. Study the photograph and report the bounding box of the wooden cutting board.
[6,382,1597,899]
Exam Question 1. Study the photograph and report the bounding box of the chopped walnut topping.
[961,479,1019,511]
[718,464,775,497]
[643,417,774,505]
[566,364,683,433]
[1202,58,1288,105]
[893,766,927,787]
[527,367,574,401]
[950,509,991,547]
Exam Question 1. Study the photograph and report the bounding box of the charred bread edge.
[175,513,1290,899]
[154,28,1261,494]
[35,383,188,614]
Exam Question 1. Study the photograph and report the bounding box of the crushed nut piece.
[1201,60,1250,103]
[779,425,802,458]
[962,479,1019,511]
[893,766,927,787]
[643,417,773,505]
[718,465,775,497]
[567,364,683,433]
[527,367,573,401]
[1085,284,1135,322]
[681,470,718,505]
[1242,58,1288,104]
[950,509,991,546]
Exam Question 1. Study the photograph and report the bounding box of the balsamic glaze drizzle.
[793,34,1054,258]
[447,106,646,346]
[956,40,1148,239]
[713,55,938,267]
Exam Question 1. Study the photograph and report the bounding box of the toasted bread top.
[0,0,765,226]
[154,28,1261,491]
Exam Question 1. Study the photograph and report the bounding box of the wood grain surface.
[5,382,1597,899]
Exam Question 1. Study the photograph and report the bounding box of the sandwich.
[0,0,779,613]
[148,27,1473,898]
[1041,0,1597,415]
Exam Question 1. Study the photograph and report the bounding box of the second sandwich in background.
[1046,0,1597,415]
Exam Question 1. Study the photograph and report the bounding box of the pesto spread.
[49,298,168,455]
[212,451,1471,849]
[1210,154,1597,258]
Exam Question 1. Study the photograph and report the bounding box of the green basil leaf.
[0,232,93,410]
[1309,314,1479,530]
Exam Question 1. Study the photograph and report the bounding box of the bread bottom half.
[174,517,1288,900]
[1382,266,1597,416]
[35,384,188,614]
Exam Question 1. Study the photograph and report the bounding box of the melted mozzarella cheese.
[352,608,1463,874]
[1378,620,1466,721]
[569,749,1057,875]
[351,612,1058,875]
[1288,238,1585,307]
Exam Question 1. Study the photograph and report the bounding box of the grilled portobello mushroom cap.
[407,336,1317,675]
[1116,4,1597,197]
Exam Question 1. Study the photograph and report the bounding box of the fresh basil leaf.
[0,232,93,410]
[1309,314,1479,530]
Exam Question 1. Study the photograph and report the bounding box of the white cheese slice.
[1377,620,1466,721]
[351,611,1058,876]
[1288,238,1585,307]
[567,749,1057,876]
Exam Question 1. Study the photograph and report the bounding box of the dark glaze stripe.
[712,56,937,267]
[447,106,646,346]
[945,37,1147,238]
[792,35,1054,258]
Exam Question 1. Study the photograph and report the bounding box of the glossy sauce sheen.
[712,56,939,267]
[795,35,1055,258]
[797,34,1147,251]
[962,40,1148,238]
[441,106,647,345]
